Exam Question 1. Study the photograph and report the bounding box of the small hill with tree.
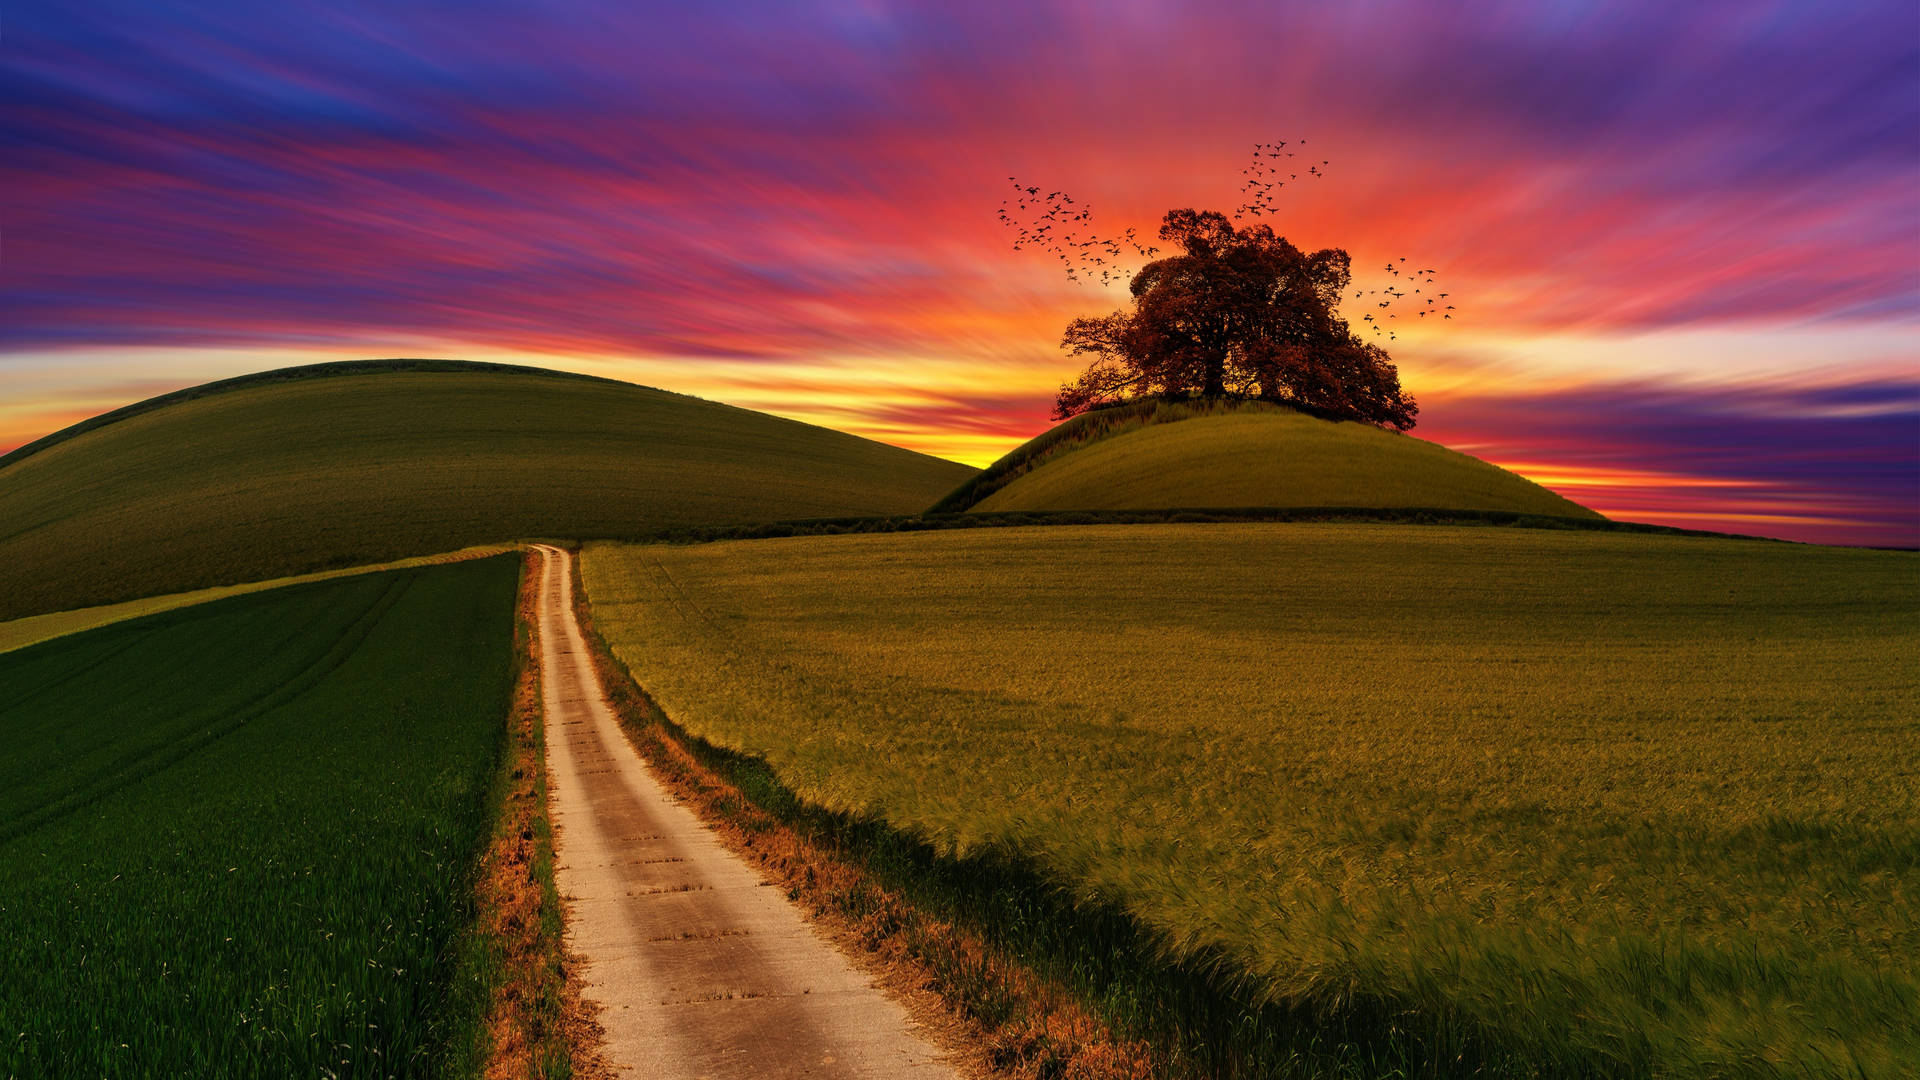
[963,144,1588,520]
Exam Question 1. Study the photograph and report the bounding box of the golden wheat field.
[581,523,1919,1078]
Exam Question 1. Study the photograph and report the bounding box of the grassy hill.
[934,399,1598,519]
[0,360,973,621]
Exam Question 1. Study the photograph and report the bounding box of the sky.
[4,0,1917,545]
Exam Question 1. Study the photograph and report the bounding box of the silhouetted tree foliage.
[1053,210,1418,430]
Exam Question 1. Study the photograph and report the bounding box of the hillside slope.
[952,402,1597,519]
[0,361,973,621]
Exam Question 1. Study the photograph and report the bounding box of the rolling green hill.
[935,399,1598,519]
[0,360,973,621]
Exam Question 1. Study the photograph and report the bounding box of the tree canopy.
[1053,209,1418,430]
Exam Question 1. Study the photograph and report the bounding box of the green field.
[0,556,521,1078]
[0,542,516,658]
[580,525,1919,1077]
[936,400,1597,519]
[0,361,972,622]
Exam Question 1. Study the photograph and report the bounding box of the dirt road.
[531,545,961,1078]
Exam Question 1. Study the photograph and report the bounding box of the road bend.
[530,545,960,1078]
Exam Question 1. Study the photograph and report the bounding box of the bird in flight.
[1237,136,1323,219]
[997,175,1161,284]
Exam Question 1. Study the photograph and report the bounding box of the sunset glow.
[4,0,1915,544]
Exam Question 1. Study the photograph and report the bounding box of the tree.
[1052,209,1418,430]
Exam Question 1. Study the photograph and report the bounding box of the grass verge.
[467,552,609,1079]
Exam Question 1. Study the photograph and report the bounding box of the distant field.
[941,399,1597,519]
[581,525,1919,1077]
[0,542,516,657]
[0,361,972,621]
[0,557,520,1078]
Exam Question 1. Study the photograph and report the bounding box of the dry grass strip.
[475,552,613,1080]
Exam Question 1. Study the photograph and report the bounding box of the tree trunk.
[1203,355,1227,398]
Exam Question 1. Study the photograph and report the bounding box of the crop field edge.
[0,509,1807,663]
[638,504,1784,547]
[0,542,526,658]
[569,552,1591,1080]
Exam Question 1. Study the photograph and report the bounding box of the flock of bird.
[1354,260,1456,342]
[996,140,1460,339]
[995,179,1160,286]
[1234,138,1324,220]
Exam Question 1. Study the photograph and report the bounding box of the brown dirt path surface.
[531,544,963,1078]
